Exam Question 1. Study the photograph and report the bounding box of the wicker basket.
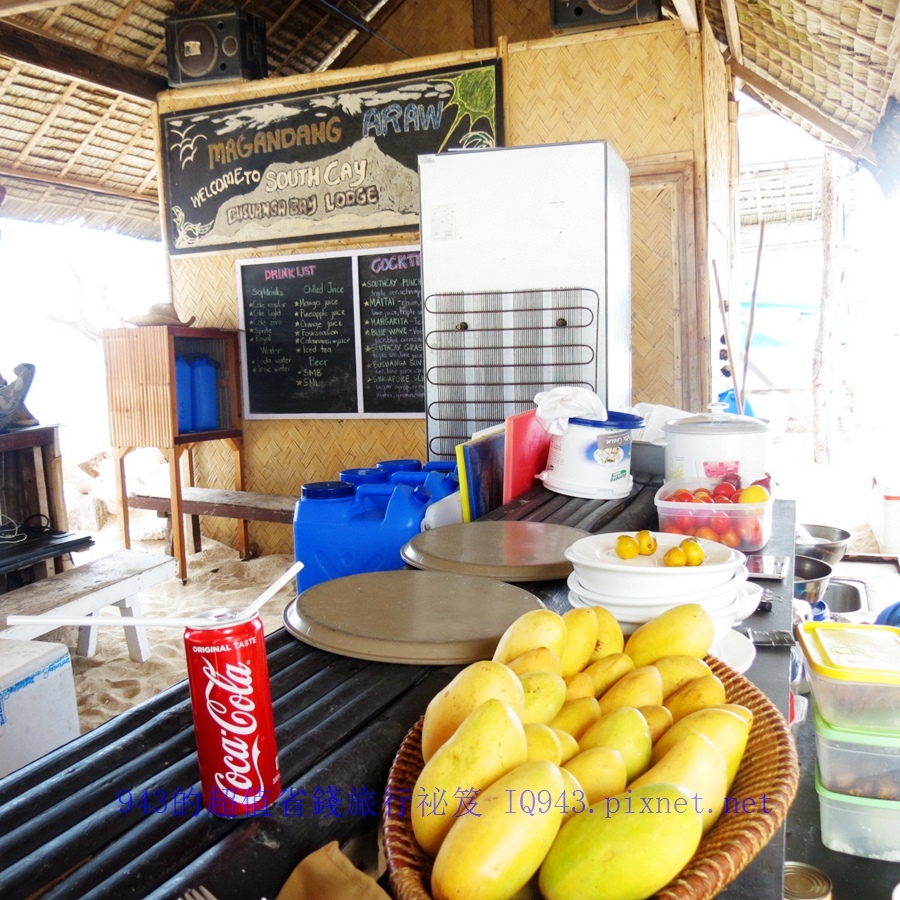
[381,656,800,900]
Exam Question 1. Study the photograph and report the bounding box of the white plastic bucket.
[538,412,645,500]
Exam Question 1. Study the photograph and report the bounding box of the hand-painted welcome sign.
[159,61,501,256]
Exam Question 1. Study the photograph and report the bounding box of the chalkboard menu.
[237,247,424,417]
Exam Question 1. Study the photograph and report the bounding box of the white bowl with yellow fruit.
[564,530,746,598]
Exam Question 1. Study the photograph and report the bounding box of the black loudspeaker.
[550,0,661,32]
[165,11,267,88]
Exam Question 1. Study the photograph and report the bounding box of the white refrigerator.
[417,140,633,458]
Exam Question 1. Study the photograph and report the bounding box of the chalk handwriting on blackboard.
[238,247,424,417]
[358,251,423,414]
[241,256,357,415]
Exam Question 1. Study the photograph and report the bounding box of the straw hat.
[127,302,196,327]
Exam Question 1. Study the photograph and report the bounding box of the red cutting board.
[503,408,551,503]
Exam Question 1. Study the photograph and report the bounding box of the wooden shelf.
[103,326,246,582]
[0,424,71,591]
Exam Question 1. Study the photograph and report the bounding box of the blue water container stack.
[293,480,432,592]
[293,457,461,592]
[174,354,220,432]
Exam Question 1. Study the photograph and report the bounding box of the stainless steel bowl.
[795,524,851,566]
[793,554,833,604]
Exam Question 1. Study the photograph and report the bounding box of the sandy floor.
[41,513,296,733]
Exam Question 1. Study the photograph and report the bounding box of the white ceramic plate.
[567,565,748,614]
[710,629,756,674]
[565,531,746,598]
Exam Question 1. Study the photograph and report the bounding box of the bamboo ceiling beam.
[0,21,166,100]
[672,0,700,34]
[0,1,68,14]
[731,58,877,162]
[0,164,158,204]
[720,0,744,64]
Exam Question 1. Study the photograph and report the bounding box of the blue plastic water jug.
[174,356,193,432]
[339,467,389,485]
[293,480,431,591]
[375,458,422,475]
[190,355,219,431]
[390,465,460,502]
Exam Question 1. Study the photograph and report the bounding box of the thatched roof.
[0,0,896,239]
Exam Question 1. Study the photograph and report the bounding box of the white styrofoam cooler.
[0,638,80,778]
[869,474,900,555]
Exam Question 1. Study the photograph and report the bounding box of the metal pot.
[663,403,770,484]
[793,554,833,605]
[795,524,852,566]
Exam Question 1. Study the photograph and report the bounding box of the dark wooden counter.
[2,476,876,900]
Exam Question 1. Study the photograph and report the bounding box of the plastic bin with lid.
[797,621,900,732]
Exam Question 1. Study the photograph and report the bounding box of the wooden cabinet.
[103,326,246,582]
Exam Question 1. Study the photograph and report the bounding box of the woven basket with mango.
[381,605,799,900]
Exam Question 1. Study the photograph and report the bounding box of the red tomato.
[661,524,683,534]
[710,513,732,534]
[720,529,741,549]
[694,526,719,543]
[737,518,763,547]
[730,490,743,502]
[672,489,694,503]
[692,489,713,500]
[713,482,737,499]
[674,514,694,531]
[713,495,733,504]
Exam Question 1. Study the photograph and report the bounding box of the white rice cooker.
[662,405,770,484]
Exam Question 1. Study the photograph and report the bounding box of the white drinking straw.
[4,560,304,630]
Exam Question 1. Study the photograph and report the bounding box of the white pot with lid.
[663,403,770,484]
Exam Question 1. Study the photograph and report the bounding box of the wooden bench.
[0,550,176,662]
[127,487,296,558]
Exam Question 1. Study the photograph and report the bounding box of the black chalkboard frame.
[159,60,502,256]
[236,245,425,419]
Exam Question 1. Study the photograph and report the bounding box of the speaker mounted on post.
[165,11,268,88]
[550,0,661,32]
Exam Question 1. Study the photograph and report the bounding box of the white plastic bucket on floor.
[538,411,645,500]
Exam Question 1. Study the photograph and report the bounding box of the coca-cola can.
[184,610,282,817]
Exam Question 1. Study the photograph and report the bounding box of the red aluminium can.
[183,610,282,817]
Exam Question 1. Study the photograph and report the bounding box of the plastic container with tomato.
[653,477,773,551]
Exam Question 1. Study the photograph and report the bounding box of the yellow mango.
[637,704,674,743]
[492,609,568,665]
[663,674,727,723]
[650,705,752,788]
[539,783,703,900]
[563,671,595,702]
[629,731,728,833]
[524,722,563,764]
[578,706,652,782]
[506,646,562,677]
[549,696,602,740]
[562,746,627,805]
[431,761,566,900]
[552,728,581,764]
[624,603,715,667]
[583,653,635,696]
[588,605,625,662]
[558,608,600,677]
[519,671,568,725]
[597,665,663,715]
[412,698,527,857]
[557,765,587,821]
[652,654,713,698]
[421,660,526,762]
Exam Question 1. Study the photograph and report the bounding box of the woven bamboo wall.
[157,19,726,555]
[504,23,707,409]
